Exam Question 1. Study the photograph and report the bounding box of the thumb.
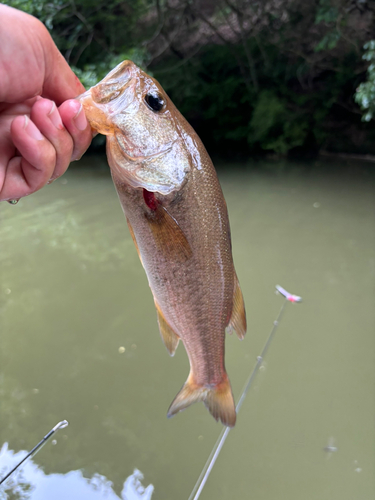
[41,28,86,104]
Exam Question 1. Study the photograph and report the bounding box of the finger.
[0,6,45,103]
[30,98,74,181]
[1,115,56,200]
[40,25,85,104]
[59,99,92,161]
[0,7,84,104]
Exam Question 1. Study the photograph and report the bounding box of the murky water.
[0,157,374,500]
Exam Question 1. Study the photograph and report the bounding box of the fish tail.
[167,373,236,427]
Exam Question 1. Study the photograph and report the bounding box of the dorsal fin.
[226,273,247,340]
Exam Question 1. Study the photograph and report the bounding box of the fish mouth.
[76,61,136,133]
[89,61,134,105]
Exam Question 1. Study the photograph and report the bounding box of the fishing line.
[188,285,302,500]
[0,420,69,486]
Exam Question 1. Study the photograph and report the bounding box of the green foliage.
[314,31,340,52]
[72,47,149,89]
[155,37,361,156]
[5,0,152,78]
[248,91,308,155]
[314,0,340,52]
[153,44,255,150]
[5,0,375,155]
[355,41,375,122]
[315,0,339,24]
[6,0,68,28]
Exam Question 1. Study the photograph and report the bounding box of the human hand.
[0,5,92,202]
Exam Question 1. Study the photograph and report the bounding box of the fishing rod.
[188,285,302,500]
[0,420,69,486]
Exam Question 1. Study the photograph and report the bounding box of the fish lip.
[76,89,91,105]
[103,61,134,84]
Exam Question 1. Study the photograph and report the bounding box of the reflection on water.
[0,158,374,500]
[0,444,153,500]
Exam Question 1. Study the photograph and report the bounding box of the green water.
[0,158,374,500]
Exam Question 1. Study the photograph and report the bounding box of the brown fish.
[78,61,246,427]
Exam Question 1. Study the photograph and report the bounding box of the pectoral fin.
[167,372,236,427]
[126,218,143,265]
[155,302,180,356]
[145,204,193,263]
[226,273,247,340]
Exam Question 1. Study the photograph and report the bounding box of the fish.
[77,61,246,427]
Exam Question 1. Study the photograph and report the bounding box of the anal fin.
[167,372,236,427]
[155,302,180,356]
[226,273,247,340]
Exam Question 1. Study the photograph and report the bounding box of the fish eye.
[144,93,165,112]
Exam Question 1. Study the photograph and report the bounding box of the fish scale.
[78,60,246,427]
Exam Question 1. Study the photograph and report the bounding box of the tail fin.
[167,373,236,427]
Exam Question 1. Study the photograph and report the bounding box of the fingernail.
[73,104,87,131]
[24,115,44,141]
[48,102,64,130]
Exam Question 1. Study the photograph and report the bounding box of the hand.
[0,5,92,202]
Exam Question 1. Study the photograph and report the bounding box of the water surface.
[0,158,374,499]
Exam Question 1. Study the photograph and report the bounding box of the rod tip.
[53,420,69,432]
[275,285,302,303]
